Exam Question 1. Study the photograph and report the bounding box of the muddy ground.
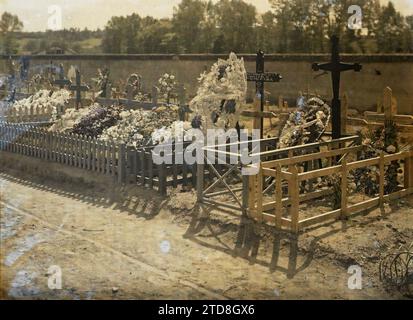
[0,166,412,300]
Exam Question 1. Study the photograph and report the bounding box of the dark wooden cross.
[69,68,89,109]
[312,35,362,139]
[247,50,282,138]
[53,64,71,89]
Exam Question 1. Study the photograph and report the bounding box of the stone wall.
[1,54,412,114]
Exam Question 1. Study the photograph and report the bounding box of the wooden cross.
[247,50,282,138]
[312,35,362,139]
[69,68,89,109]
[53,64,71,89]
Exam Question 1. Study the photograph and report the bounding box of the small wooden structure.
[345,86,413,143]
[197,134,413,233]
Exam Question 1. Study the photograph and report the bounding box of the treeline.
[102,0,412,54]
[19,29,104,54]
[1,0,412,55]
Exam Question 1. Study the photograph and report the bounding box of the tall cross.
[247,50,282,138]
[312,35,362,139]
[53,64,71,89]
[69,68,89,109]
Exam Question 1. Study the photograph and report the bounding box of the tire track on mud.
[1,200,228,300]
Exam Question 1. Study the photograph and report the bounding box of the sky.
[1,0,412,32]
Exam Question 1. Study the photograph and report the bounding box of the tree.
[214,0,257,53]
[0,12,23,54]
[376,1,409,52]
[172,0,207,53]
[102,14,141,53]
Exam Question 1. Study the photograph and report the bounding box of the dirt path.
[1,170,412,300]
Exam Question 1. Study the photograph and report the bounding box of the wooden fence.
[0,123,123,180]
[126,142,196,195]
[0,123,196,195]
[0,104,59,123]
[248,144,413,233]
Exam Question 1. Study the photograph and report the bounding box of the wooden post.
[248,173,256,217]
[341,158,348,218]
[118,143,126,184]
[253,92,261,135]
[289,165,300,233]
[194,162,204,203]
[278,95,283,111]
[404,153,413,189]
[379,152,385,207]
[152,86,158,107]
[275,164,283,228]
[158,162,167,196]
[242,173,249,217]
[341,93,348,136]
[383,87,396,122]
[255,163,263,222]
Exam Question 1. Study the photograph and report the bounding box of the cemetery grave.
[0,36,412,298]
[1,40,412,230]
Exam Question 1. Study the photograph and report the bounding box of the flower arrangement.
[100,106,181,147]
[9,89,70,121]
[189,53,247,132]
[279,96,331,149]
[70,103,123,137]
[353,122,401,196]
[49,106,92,132]
[158,73,177,103]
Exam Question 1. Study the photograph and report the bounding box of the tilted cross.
[247,50,282,138]
[312,35,362,139]
[69,68,89,109]
[53,64,71,89]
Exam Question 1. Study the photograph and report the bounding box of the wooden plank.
[118,144,125,183]
[148,151,154,188]
[379,152,385,207]
[341,158,348,218]
[248,174,256,215]
[140,149,145,186]
[298,165,341,181]
[364,112,413,125]
[255,163,263,222]
[275,165,283,228]
[250,135,359,158]
[112,142,117,177]
[404,155,413,189]
[383,187,413,202]
[289,165,300,233]
[347,198,379,214]
[298,209,342,229]
[347,157,379,171]
[105,141,111,175]
[262,145,362,168]
[172,161,178,188]
[158,162,167,196]
[196,163,204,201]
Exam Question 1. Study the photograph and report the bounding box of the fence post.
[118,143,126,184]
[379,152,385,207]
[158,162,167,196]
[196,149,204,202]
[289,165,300,233]
[275,164,283,228]
[241,170,249,218]
[152,86,158,107]
[341,158,348,218]
[255,163,263,222]
[404,152,413,190]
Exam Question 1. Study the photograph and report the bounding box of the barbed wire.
[379,242,413,296]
